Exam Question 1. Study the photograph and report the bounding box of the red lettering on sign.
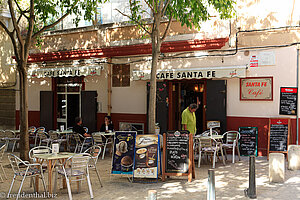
[248,89,263,97]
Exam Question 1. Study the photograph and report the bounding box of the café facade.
[12,0,300,156]
[19,39,299,156]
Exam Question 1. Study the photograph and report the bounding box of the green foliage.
[128,0,235,32]
[33,0,104,33]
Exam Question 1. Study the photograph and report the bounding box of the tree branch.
[161,0,171,17]
[115,8,151,35]
[161,14,172,41]
[32,0,80,39]
[14,0,29,20]
[0,20,12,35]
[142,0,154,12]
[24,0,35,62]
[8,0,24,51]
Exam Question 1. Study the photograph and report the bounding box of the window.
[112,64,130,87]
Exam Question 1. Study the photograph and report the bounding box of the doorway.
[170,80,205,134]
[56,77,83,130]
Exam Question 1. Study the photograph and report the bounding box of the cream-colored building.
[13,0,300,155]
[0,4,15,130]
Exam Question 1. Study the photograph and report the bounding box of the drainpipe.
[107,58,112,116]
[297,46,299,145]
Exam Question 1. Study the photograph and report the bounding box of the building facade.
[0,3,15,130]
[13,0,300,156]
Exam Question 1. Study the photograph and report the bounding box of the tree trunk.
[148,14,161,133]
[19,64,29,161]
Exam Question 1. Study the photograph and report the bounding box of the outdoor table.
[33,152,75,193]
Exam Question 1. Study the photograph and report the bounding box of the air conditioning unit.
[119,122,144,134]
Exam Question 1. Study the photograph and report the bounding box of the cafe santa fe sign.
[240,77,273,101]
[132,66,247,80]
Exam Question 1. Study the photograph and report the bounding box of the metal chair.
[198,137,225,168]
[222,131,241,163]
[35,127,46,147]
[4,130,19,152]
[7,154,47,200]
[28,146,52,188]
[37,131,51,146]
[84,145,103,187]
[0,144,7,182]
[94,133,113,160]
[28,126,37,148]
[48,130,67,146]
[73,133,92,153]
[54,153,94,200]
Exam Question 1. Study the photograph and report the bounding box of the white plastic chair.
[7,154,47,200]
[84,145,103,187]
[54,153,93,200]
[0,144,7,182]
[222,131,241,163]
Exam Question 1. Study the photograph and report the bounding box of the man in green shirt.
[181,103,198,134]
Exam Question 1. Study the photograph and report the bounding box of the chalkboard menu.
[268,118,290,153]
[279,87,297,115]
[134,135,159,179]
[239,127,258,156]
[165,131,189,173]
[111,131,136,175]
[162,131,195,182]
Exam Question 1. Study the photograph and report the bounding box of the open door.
[206,80,226,133]
[147,82,169,134]
[40,91,54,130]
[81,91,97,133]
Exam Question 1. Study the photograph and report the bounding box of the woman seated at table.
[100,116,114,133]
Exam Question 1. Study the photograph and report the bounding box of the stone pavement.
[0,153,300,200]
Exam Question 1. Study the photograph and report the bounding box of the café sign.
[28,66,102,78]
[132,66,247,80]
[240,77,273,101]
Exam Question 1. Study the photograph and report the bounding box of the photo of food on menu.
[134,135,159,178]
[111,131,136,175]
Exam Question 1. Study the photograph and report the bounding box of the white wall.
[84,72,108,113]
[16,77,52,111]
[227,46,297,118]
[111,80,147,114]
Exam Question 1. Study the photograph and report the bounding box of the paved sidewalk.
[0,154,300,200]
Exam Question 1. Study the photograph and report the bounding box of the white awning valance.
[28,65,103,78]
[132,66,247,80]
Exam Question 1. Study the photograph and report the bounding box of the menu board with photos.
[279,87,297,115]
[239,127,258,156]
[268,118,290,153]
[111,131,136,175]
[134,135,159,179]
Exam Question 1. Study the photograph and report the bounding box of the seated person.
[73,117,91,138]
[100,116,114,132]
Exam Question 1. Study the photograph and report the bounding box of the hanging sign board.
[268,118,290,158]
[162,131,195,182]
[279,87,297,115]
[133,135,160,179]
[111,131,136,175]
[238,127,258,156]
